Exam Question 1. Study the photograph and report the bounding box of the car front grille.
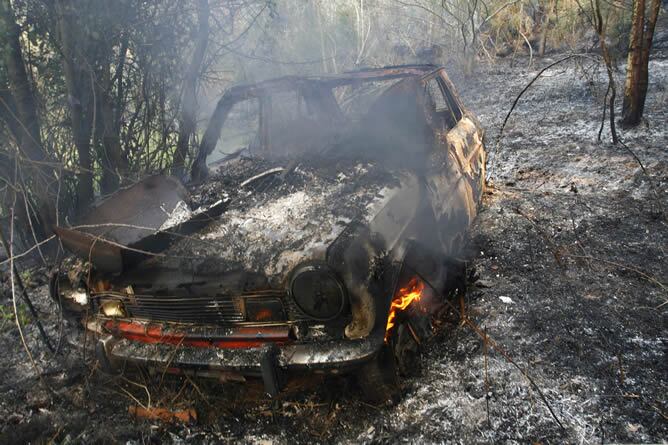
[125,294,246,324]
[93,289,305,325]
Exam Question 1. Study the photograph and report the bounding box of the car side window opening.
[333,78,405,122]
[266,90,334,156]
[208,98,260,165]
[208,76,449,166]
[425,77,461,131]
[270,91,306,128]
[347,78,430,163]
[438,74,464,121]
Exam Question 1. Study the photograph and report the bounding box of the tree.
[172,0,210,178]
[0,0,56,233]
[621,0,661,127]
[54,0,94,207]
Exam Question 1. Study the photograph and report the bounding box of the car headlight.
[100,300,127,318]
[50,271,89,313]
[246,298,286,322]
[289,263,346,321]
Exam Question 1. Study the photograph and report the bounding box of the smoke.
[197,0,461,136]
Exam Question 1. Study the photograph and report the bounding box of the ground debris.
[128,405,197,424]
[1,54,666,444]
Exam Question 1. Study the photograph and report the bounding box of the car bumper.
[95,332,385,395]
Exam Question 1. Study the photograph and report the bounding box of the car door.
[421,70,486,257]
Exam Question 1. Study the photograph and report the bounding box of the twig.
[463,316,565,430]
[121,376,152,409]
[115,386,148,411]
[183,373,212,407]
[489,53,599,179]
[411,267,566,430]
[21,192,47,266]
[168,379,189,405]
[568,203,591,266]
[616,138,664,216]
[562,254,667,295]
[597,83,610,141]
[516,201,666,308]
[0,234,56,267]
[0,218,55,352]
[483,324,492,429]
[6,206,54,397]
[513,207,566,267]
[158,336,185,390]
[518,30,533,68]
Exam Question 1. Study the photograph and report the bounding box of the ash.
[1,52,666,444]
[160,156,401,282]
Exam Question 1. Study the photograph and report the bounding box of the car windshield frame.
[192,66,441,176]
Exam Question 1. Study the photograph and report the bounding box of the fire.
[385,277,425,341]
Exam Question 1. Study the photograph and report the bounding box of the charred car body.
[52,65,485,401]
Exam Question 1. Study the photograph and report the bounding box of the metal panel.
[92,289,307,326]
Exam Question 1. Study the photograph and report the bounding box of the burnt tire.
[356,345,400,404]
[395,323,422,377]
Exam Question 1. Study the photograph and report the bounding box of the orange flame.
[384,277,425,342]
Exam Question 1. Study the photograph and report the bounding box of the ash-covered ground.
[0,51,666,444]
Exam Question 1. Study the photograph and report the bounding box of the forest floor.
[0,49,666,444]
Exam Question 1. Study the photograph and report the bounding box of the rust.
[128,406,197,424]
[53,64,486,399]
[106,320,291,349]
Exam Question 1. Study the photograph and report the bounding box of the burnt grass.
[1,52,666,444]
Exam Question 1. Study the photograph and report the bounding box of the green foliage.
[0,303,30,332]
[0,0,636,230]
[481,0,632,55]
[19,268,33,287]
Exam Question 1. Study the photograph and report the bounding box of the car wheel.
[394,323,422,377]
[356,344,400,404]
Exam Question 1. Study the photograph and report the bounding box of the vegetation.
[621,0,662,127]
[0,303,29,331]
[0,0,660,246]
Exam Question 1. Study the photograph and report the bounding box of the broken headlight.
[49,270,89,313]
[289,263,346,321]
[246,298,286,322]
[100,300,127,318]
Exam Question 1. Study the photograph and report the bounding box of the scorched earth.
[0,51,666,444]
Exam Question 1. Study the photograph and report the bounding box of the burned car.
[52,65,485,402]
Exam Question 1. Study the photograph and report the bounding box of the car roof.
[222,64,442,99]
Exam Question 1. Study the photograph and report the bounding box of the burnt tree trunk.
[0,0,56,232]
[96,1,128,195]
[55,0,94,209]
[0,0,42,162]
[538,0,556,57]
[621,0,661,127]
[593,0,619,143]
[0,89,23,146]
[172,0,209,179]
[96,50,128,195]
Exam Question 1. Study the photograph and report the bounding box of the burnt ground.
[0,50,666,444]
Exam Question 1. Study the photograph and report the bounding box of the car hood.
[153,156,412,282]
